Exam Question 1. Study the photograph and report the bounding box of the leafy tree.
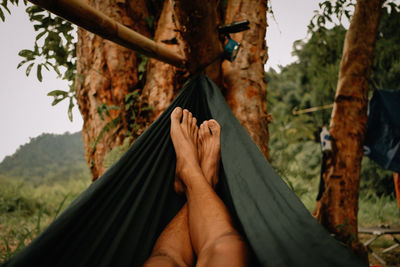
[4,0,269,180]
[268,0,400,254]
[267,2,400,198]
[0,132,90,184]
[372,4,400,89]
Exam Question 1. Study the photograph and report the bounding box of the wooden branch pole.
[27,0,186,68]
[292,103,334,115]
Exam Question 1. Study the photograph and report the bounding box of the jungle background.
[0,0,400,265]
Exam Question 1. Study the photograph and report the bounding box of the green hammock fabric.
[3,75,365,267]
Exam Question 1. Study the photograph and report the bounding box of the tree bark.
[222,0,270,159]
[75,0,150,180]
[75,0,270,180]
[174,0,223,84]
[393,172,400,217]
[314,0,383,255]
[141,0,186,119]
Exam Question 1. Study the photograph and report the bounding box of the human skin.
[143,107,248,267]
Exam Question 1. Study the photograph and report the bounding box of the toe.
[194,124,199,145]
[200,122,206,138]
[207,119,221,136]
[182,109,189,126]
[187,112,193,132]
[171,107,183,124]
[191,117,197,135]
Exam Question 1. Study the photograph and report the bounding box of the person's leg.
[143,205,193,267]
[197,120,220,188]
[170,109,249,267]
[143,109,198,267]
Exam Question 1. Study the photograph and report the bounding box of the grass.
[0,174,399,265]
[358,194,400,266]
[281,174,400,266]
[359,193,399,227]
[0,175,90,263]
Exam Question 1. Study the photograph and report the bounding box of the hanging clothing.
[3,75,365,267]
[364,89,400,172]
[316,126,332,201]
[320,126,332,152]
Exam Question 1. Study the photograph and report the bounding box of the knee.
[200,232,249,265]
[143,253,188,267]
[211,233,247,254]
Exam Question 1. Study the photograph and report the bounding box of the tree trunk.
[222,0,270,159]
[75,0,270,180]
[174,0,223,84]
[393,172,400,216]
[314,0,382,256]
[75,0,150,180]
[141,0,186,119]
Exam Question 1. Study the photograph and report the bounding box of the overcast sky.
[0,0,320,162]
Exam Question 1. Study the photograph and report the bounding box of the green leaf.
[0,6,5,22]
[68,97,74,122]
[17,60,27,69]
[108,105,120,111]
[145,15,154,29]
[90,116,121,153]
[47,90,68,97]
[2,2,11,15]
[33,24,42,31]
[25,62,34,76]
[52,65,61,77]
[31,14,44,21]
[36,64,43,82]
[130,111,136,121]
[125,102,132,111]
[43,63,50,71]
[97,105,105,120]
[18,49,34,58]
[50,97,65,106]
[35,30,46,41]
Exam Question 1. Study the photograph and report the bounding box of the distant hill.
[0,132,90,184]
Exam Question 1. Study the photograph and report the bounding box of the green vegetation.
[0,131,91,263]
[0,176,90,263]
[267,6,400,199]
[1,2,399,265]
[0,132,90,185]
[267,8,400,263]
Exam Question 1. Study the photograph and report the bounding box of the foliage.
[0,1,78,120]
[1,171,397,263]
[4,2,157,124]
[1,2,78,121]
[266,67,322,188]
[358,192,399,226]
[267,5,400,197]
[17,4,78,121]
[90,90,153,159]
[371,5,400,90]
[90,114,122,157]
[103,136,133,169]
[291,25,346,125]
[0,176,90,262]
[0,0,26,22]
[8,3,154,156]
[0,132,90,185]
[360,157,394,197]
[308,0,355,33]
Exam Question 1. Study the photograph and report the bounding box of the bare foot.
[198,119,221,188]
[170,107,201,193]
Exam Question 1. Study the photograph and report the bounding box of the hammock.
[3,75,365,267]
[364,89,400,172]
